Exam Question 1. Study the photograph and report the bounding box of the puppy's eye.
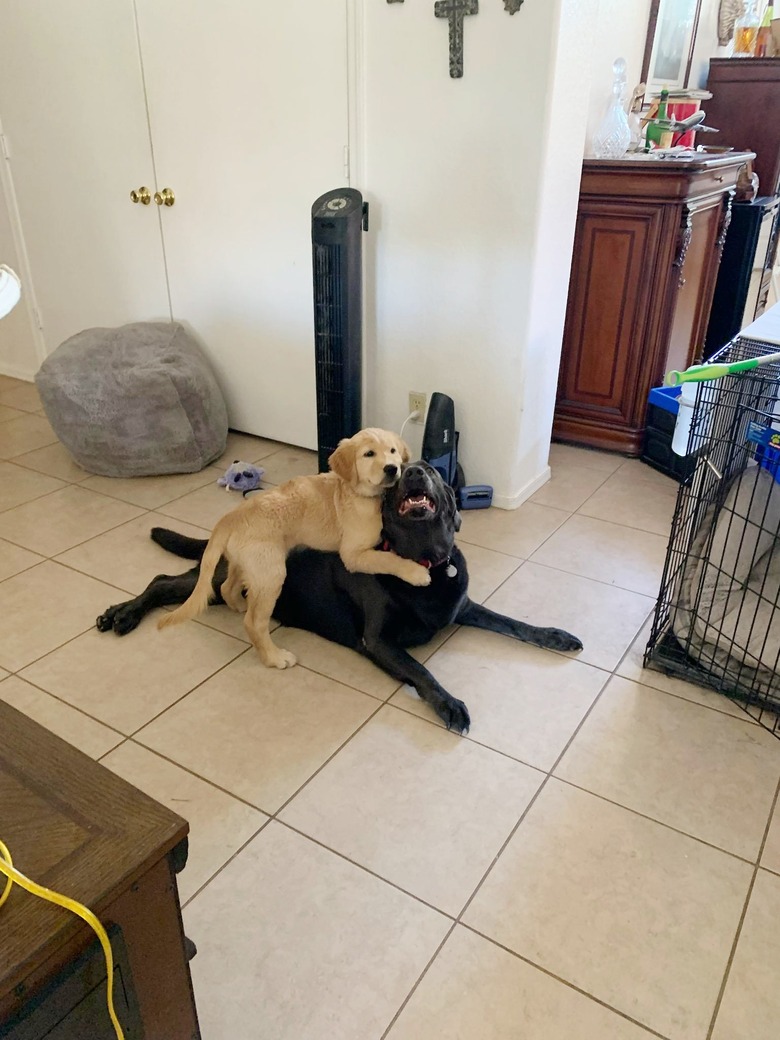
[390,448,397,453]
[364,450,375,457]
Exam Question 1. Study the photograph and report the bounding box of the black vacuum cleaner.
[421,392,492,509]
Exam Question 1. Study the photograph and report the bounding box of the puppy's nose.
[383,464,398,478]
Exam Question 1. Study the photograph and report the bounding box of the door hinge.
[343,144,350,182]
[0,133,10,160]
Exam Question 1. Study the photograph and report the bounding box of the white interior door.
[135,0,349,447]
[0,0,169,355]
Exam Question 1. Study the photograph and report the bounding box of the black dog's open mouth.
[398,494,436,519]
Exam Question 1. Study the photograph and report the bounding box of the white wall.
[359,0,597,507]
[690,0,732,89]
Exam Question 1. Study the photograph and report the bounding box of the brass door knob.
[154,188,175,207]
[130,187,151,205]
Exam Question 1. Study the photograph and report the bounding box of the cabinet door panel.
[558,207,663,425]
[0,0,169,354]
[136,0,349,447]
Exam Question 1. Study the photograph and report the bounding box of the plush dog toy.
[217,460,265,492]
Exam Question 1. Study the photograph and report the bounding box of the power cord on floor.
[0,839,125,1040]
[399,410,421,442]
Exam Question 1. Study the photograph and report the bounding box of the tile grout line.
[512,553,661,599]
[552,775,759,867]
[97,737,128,761]
[0,499,151,559]
[376,922,458,1040]
[7,600,247,700]
[530,456,615,514]
[376,654,622,1039]
[0,449,300,560]
[11,671,129,739]
[458,923,673,1040]
[122,736,272,815]
[276,818,457,922]
[705,771,780,1040]
[123,643,252,738]
[179,817,274,910]
[455,534,665,600]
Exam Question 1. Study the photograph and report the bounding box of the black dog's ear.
[444,484,462,531]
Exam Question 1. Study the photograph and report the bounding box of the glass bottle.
[756,5,774,56]
[734,0,760,56]
[592,57,631,159]
[645,88,670,150]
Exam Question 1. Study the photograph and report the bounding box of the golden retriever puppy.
[158,428,430,668]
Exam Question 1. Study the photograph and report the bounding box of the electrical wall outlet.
[408,391,426,422]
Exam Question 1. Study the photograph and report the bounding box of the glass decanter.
[592,57,631,159]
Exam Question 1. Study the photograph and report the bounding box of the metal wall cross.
[434,0,478,79]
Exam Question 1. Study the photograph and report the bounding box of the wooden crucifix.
[434,0,478,79]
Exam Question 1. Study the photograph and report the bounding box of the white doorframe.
[346,0,366,192]
[0,116,47,377]
[346,0,374,423]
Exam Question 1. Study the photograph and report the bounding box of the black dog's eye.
[364,450,375,457]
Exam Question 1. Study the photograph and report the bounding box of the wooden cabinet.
[553,152,753,455]
[705,58,780,197]
[0,701,199,1039]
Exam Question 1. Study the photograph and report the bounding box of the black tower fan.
[311,187,368,473]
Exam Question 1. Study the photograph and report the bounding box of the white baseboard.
[490,465,551,510]
[0,362,35,382]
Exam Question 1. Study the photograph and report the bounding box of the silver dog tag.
[446,563,458,578]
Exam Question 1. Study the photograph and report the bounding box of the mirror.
[641,0,704,93]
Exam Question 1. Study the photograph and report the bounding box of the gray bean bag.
[36,321,228,477]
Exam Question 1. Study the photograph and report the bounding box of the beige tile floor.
[1,381,779,1040]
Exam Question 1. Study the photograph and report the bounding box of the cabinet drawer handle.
[130,186,151,205]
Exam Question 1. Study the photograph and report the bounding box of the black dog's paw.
[96,604,142,636]
[96,607,119,632]
[438,697,471,735]
[543,628,583,653]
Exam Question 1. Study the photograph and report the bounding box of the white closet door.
[135,0,349,446]
[0,1,170,354]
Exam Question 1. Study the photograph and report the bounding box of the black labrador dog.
[97,463,582,733]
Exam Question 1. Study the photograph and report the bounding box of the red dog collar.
[380,540,451,571]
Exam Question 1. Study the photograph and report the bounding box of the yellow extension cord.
[0,838,125,1040]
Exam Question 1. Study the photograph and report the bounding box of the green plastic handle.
[665,357,759,386]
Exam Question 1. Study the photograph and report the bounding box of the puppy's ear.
[444,484,462,531]
[329,437,356,482]
[397,437,411,464]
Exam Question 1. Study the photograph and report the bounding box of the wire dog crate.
[645,335,780,736]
